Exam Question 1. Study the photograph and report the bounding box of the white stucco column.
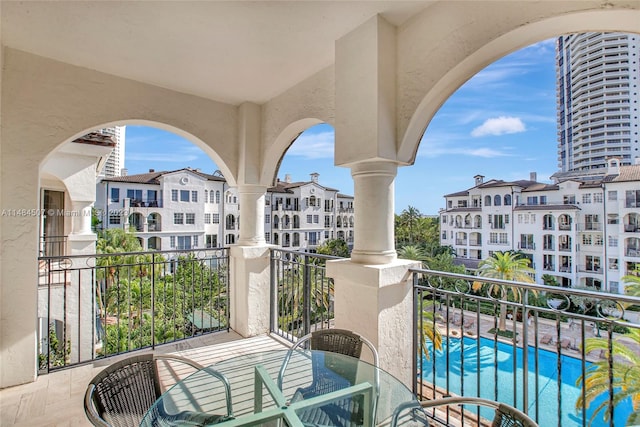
[237,185,267,246]
[350,160,398,265]
[327,258,420,386]
[70,201,93,235]
[229,245,273,337]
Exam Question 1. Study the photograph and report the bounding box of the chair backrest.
[409,397,538,427]
[309,329,364,358]
[84,354,220,427]
[85,354,161,427]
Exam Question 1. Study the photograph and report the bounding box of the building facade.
[96,170,354,252]
[439,160,640,294]
[97,126,126,178]
[556,32,640,175]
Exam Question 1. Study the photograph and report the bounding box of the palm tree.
[397,245,428,267]
[576,271,640,426]
[476,251,535,332]
[577,328,640,426]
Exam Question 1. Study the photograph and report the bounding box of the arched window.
[293,232,300,246]
[504,194,512,206]
[273,215,279,229]
[474,215,482,228]
[484,195,492,207]
[494,195,501,206]
[226,234,235,245]
[215,191,220,203]
[349,217,354,227]
[337,217,342,227]
[293,215,300,228]
[273,233,279,245]
[204,191,208,203]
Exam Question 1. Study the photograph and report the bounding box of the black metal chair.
[277,329,379,427]
[391,396,539,427]
[84,353,233,427]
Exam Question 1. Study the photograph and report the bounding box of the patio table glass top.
[140,349,421,427]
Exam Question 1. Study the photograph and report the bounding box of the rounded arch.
[40,119,238,186]
[398,8,640,164]
[260,118,325,185]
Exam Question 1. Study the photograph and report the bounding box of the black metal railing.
[412,268,640,427]
[37,247,229,372]
[269,249,340,342]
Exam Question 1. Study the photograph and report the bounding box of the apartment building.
[556,32,640,175]
[96,170,354,252]
[96,126,126,178]
[440,159,640,294]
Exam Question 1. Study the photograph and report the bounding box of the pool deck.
[438,308,639,362]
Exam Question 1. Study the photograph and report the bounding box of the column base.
[326,258,420,386]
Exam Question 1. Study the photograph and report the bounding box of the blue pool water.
[421,336,633,427]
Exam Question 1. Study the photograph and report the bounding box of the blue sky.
[124,38,558,215]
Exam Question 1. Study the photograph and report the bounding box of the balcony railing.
[411,268,640,427]
[578,265,603,274]
[577,223,603,231]
[518,243,536,250]
[37,248,229,372]
[269,249,339,343]
[624,224,639,233]
[123,198,163,208]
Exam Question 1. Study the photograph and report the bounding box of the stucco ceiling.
[1,1,433,105]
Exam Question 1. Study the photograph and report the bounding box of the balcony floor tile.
[0,332,289,427]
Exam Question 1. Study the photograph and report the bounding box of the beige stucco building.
[2,1,640,389]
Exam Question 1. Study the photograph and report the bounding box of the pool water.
[421,336,633,427]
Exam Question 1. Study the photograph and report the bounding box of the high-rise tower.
[556,32,639,175]
[97,126,126,177]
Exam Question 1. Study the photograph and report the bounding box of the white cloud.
[417,139,513,159]
[471,116,526,137]
[287,131,335,159]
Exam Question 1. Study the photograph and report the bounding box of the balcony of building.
[7,254,640,427]
[3,3,640,427]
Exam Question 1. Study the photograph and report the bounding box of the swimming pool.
[420,336,633,427]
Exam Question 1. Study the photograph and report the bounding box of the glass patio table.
[140,349,421,427]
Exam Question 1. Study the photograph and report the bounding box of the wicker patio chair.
[277,329,379,426]
[391,396,538,427]
[84,353,233,427]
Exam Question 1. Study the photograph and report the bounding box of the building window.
[609,281,619,293]
[109,214,121,225]
[206,234,217,248]
[193,235,198,247]
[583,234,593,245]
[170,236,176,248]
[527,196,538,205]
[180,190,190,202]
[171,189,178,201]
[212,214,220,224]
[494,195,501,206]
[563,195,576,204]
[265,214,270,224]
[265,232,270,243]
[177,236,192,250]
[608,236,618,247]
[186,213,195,224]
[608,190,617,201]
[582,193,591,204]
[504,194,511,206]
[174,213,184,224]
[314,215,319,223]
[110,188,120,203]
[609,258,618,270]
[540,195,547,205]
[204,191,208,203]
[307,215,313,223]
[594,193,603,203]
[216,191,221,203]
[205,213,211,224]
[191,191,198,202]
